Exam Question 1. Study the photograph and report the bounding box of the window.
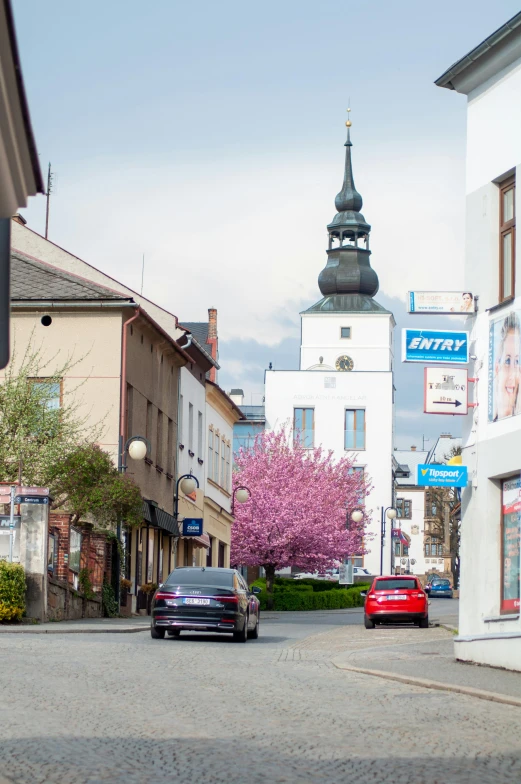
[188,403,194,451]
[349,466,365,505]
[167,418,173,475]
[225,443,231,491]
[69,528,81,573]
[179,395,184,444]
[345,409,365,449]
[294,408,314,448]
[30,379,61,410]
[214,434,220,482]
[48,533,57,573]
[156,410,163,467]
[396,498,411,519]
[499,176,515,302]
[208,429,214,481]
[501,476,520,615]
[197,411,203,457]
[126,384,133,441]
[146,402,153,459]
[340,327,351,339]
[221,436,225,486]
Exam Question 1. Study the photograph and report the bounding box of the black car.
[150,567,261,642]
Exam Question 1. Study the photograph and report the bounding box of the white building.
[436,11,521,670]
[265,119,395,576]
[393,448,429,576]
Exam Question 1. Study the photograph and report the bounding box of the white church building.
[265,117,395,576]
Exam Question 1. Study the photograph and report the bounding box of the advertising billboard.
[402,329,469,364]
[417,465,468,487]
[424,367,468,415]
[501,477,520,615]
[182,518,203,536]
[408,291,476,314]
[488,309,521,422]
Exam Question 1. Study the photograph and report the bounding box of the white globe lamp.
[128,439,147,461]
[350,509,364,524]
[235,488,250,504]
[180,476,197,496]
[386,507,397,520]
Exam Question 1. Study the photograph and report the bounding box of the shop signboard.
[182,518,203,537]
[501,477,521,615]
[417,465,468,488]
[408,291,476,314]
[424,367,468,415]
[402,329,469,364]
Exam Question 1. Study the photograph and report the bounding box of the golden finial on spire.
[345,107,352,128]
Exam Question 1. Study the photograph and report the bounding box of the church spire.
[315,111,380,306]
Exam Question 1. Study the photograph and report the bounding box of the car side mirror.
[359,591,367,598]
[251,586,261,595]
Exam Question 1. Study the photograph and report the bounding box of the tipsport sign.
[402,329,469,364]
[417,465,468,488]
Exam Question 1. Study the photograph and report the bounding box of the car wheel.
[248,614,260,639]
[151,625,165,639]
[167,629,181,637]
[364,615,375,630]
[233,615,248,643]
[419,616,429,629]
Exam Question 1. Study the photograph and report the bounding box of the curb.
[0,626,149,635]
[439,623,459,634]
[333,662,521,708]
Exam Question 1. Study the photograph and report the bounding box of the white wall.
[393,488,432,576]
[205,402,233,515]
[265,368,394,576]
[178,368,206,489]
[300,312,394,372]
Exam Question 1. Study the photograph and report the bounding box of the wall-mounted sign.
[424,367,468,415]
[501,476,520,614]
[402,329,469,365]
[408,291,476,314]
[417,465,468,488]
[182,518,203,536]
[488,308,521,422]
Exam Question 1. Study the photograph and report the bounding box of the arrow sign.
[424,367,468,415]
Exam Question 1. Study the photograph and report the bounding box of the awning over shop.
[391,528,410,546]
[142,501,179,537]
[181,532,211,548]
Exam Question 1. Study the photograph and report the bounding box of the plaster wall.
[265,368,394,576]
[205,401,233,515]
[178,368,206,489]
[300,312,394,372]
[392,487,434,576]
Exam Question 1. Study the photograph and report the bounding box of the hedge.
[0,561,26,622]
[252,577,370,612]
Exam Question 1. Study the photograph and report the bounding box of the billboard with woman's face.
[488,310,521,422]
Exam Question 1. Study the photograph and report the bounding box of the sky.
[13,0,521,448]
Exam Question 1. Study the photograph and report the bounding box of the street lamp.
[231,485,251,514]
[174,473,200,522]
[350,508,364,525]
[380,506,397,576]
[119,435,150,473]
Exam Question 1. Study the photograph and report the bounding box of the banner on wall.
[402,329,469,364]
[501,477,521,614]
[408,291,476,314]
[488,309,521,422]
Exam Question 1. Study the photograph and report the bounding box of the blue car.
[428,579,453,598]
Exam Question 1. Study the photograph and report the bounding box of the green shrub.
[102,581,118,618]
[251,576,370,612]
[0,561,26,622]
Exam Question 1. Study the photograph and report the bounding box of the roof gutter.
[11,300,135,309]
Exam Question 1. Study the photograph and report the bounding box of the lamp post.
[174,473,200,522]
[380,506,397,576]
[231,485,251,515]
[115,435,150,610]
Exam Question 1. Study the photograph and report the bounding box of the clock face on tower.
[336,355,354,371]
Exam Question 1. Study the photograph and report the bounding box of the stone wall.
[47,576,102,621]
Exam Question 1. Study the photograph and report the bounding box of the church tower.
[265,114,395,576]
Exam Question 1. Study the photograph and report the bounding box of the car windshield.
[165,569,234,587]
[432,580,450,587]
[374,579,418,591]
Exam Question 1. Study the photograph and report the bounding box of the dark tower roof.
[307,113,387,315]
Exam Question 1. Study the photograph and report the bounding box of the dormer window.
[340,327,351,339]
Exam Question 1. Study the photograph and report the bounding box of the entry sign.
[182,518,203,536]
[424,367,468,415]
[417,465,468,488]
[402,329,469,364]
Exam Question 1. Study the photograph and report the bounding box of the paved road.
[1,605,520,784]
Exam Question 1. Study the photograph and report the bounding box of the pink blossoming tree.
[231,429,371,607]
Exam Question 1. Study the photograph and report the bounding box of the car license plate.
[388,595,407,600]
[183,598,210,605]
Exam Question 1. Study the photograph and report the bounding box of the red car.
[362,576,429,629]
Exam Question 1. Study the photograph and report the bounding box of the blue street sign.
[14,496,49,505]
[417,465,468,488]
[182,518,203,536]
[402,329,469,364]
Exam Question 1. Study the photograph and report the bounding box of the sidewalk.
[0,617,150,634]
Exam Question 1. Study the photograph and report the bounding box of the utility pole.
[45,163,53,239]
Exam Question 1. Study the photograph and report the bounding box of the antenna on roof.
[140,253,145,295]
[45,163,54,239]
[422,435,430,451]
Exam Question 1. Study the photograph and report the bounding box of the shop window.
[501,476,520,615]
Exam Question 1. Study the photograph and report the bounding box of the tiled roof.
[11,252,131,302]
[394,450,429,486]
[182,321,211,353]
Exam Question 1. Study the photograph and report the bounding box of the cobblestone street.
[1,609,520,784]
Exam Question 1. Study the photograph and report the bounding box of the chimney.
[12,213,27,226]
[410,446,417,451]
[207,308,218,382]
[229,388,244,407]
